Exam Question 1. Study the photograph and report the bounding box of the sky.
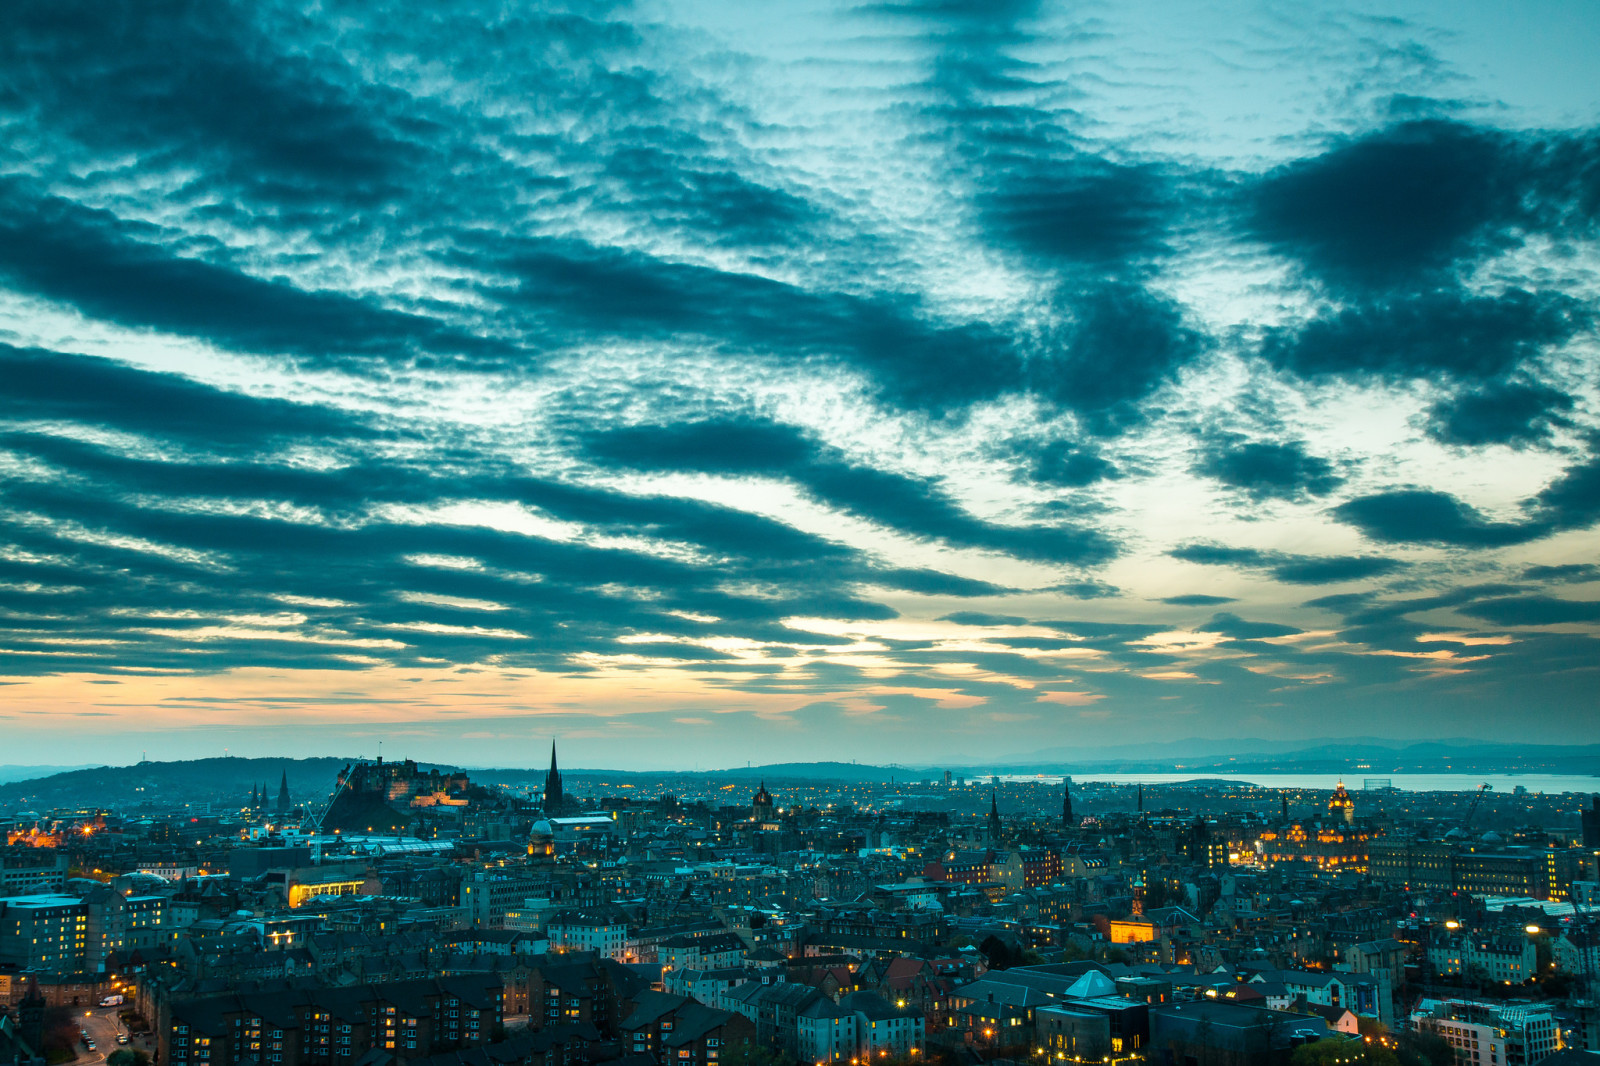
[1,0,1598,770]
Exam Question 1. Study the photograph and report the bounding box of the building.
[1369,839,1558,899]
[1328,782,1356,824]
[1036,1004,1113,1062]
[460,868,549,928]
[1246,970,1384,1022]
[159,974,505,1066]
[1254,822,1369,876]
[545,910,628,961]
[750,783,774,824]
[544,741,564,812]
[1148,1002,1327,1066]
[1412,999,1558,1066]
[1428,935,1538,985]
[80,886,168,971]
[1554,921,1600,978]
[0,895,88,975]
[0,849,69,895]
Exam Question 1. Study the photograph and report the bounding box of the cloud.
[1332,489,1543,548]
[1259,288,1589,382]
[1521,563,1598,583]
[1426,378,1576,447]
[583,418,1117,565]
[1170,543,1405,584]
[1030,283,1211,432]
[497,240,1023,411]
[1197,612,1303,640]
[0,344,376,447]
[1028,440,1115,487]
[1193,434,1343,500]
[1459,596,1600,626]
[937,612,1028,627]
[0,187,501,367]
[1249,120,1521,289]
[1160,594,1237,606]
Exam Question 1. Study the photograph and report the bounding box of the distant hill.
[0,765,93,786]
[711,761,913,783]
[984,738,1600,777]
[0,757,360,812]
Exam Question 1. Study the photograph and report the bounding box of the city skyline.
[3,0,1600,768]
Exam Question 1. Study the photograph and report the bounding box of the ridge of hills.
[0,738,1596,812]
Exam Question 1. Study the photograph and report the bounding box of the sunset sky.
[2,0,1598,769]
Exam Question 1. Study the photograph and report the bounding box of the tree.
[108,1051,152,1066]
[718,1040,794,1066]
[40,1005,81,1065]
[1396,1032,1453,1066]
[1289,1038,1397,1066]
[978,935,1015,970]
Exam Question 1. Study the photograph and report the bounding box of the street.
[72,1006,135,1066]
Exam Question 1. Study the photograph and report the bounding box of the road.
[72,1005,135,1066]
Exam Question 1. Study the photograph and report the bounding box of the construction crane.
[1462,782,1492,828]
[300,770,352,865]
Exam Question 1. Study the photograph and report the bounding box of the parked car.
[117,1034,130,1045]
[84,1038,97,1050]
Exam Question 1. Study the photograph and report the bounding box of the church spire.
[277,770,291,814]
[545,739,564,812]
[987,791,1002,842]
[1062,777,1073,826]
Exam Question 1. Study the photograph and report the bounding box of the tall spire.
[277,770,291,814]
[987,791,1002,842]
[545,739,564,812]
[1062,777,1073,826]
[1137,783,1143,814]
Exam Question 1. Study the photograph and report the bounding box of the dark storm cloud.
[1170,543,1405,584]
[1193,433,1343,501]
[1159,594,1237,606]
[1426,378,1576,446]
[1259,288,1589,381]
[583,418,1116,565]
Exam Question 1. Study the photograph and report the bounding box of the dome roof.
[1481,830,1504,844]
[531,819,553,835]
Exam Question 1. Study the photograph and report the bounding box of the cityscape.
[2,752,1600,1066]
[3,3,1600,1066]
